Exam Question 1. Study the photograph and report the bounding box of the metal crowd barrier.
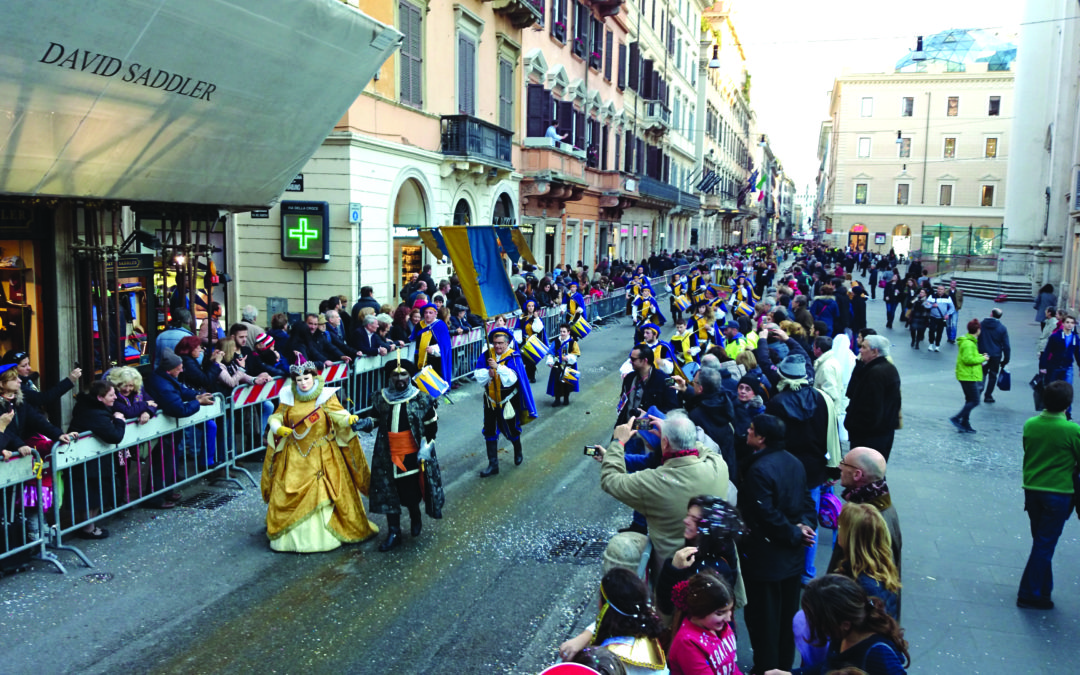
[47,394,226,570]
[1,449,68,573]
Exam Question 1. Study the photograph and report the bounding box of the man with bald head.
[832,445,903,618]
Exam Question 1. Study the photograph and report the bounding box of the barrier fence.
[1,268,713,575]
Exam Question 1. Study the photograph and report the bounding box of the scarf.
[662,448,699,462]
[842,479,891,509]
[777,375,809,392]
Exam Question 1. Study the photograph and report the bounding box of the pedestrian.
[355,357,441,552]
[768,574,910,675]
[738,414,817,675]
[844,336,902,461]
[474,328,536,477]
[615,344,679,427]
[946,280,964,343]
[881,276,901,330]
[868,263,878,300]
[949,319,990,434]
[668,570,743,675]
[1016,380,1080,610]
[1039,314,1080,390]
[926,285,954,352]
[977,308,1011,403]
[906,289,930,350]
[808,285,840,337]
[1034,284,1057,323]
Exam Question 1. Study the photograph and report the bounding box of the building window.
[898,137,911,158]
[860,97,873,117]
[498,57,514,132]
[896,183,910,205]
[457,33,476,115]
[981,185,995,207]
[572,2,588,57]
[398,1,423,109]
[988,96,1001,116]
[551,0,567,41]
[939,184,953,206]
[855,183,868,205]
[985,137,998,158]
[943,137,956,159]
[947,96,959,116]
[901,96,913,117]
[857,137,871,158]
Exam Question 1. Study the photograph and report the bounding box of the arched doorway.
[453,198,472,225]
[492,193,514,224]
[892,224,912,258]
[848,223,868,251]
[393,178,429,299]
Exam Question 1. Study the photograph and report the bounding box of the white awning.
[0,0,401,208]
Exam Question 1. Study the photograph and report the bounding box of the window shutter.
[628,42,639,92]
[458,35,476,115]
[604,32,613,80]
[557,101,574,140]
[527,84,549,138]
[575,109,585,147]
[624,132,634,173]
[499,58,514,131]
[601,124,609,170]
[617,42,626,89]
[399,2,423,107]
[642,59,654,98]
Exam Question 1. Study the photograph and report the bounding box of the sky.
[725,0,1025,191]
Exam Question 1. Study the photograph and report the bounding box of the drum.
[570,316,591,339]
[413,365,450,398]
[674,295,691,312]
[734,301,753,318]
[521,334,549,364]
[561,367,579,384]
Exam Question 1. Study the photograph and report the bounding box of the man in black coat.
[739,414,816,675]
[615,345,679,427]
[353,314,391,356]
[686,367,738,485]
[978,307,1011,403]
[845,334,902,460]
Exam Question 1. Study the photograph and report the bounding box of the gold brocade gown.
[261,388,378,552]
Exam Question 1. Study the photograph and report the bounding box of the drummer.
[545,323,580,407]
[516,299,546,384]
[631,286,666,344]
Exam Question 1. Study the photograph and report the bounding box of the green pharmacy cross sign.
[280,201,330,262]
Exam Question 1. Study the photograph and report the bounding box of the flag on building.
[439,226,518,318]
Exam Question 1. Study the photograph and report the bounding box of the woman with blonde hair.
[834,503,901,618]
[215,336,255,393]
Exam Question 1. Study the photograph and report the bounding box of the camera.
[665,377,676,387]
[583,445,599,456]
[633,417,651,431]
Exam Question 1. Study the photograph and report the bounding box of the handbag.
[996,368,1011,392]
[878,278,887,288]
[1030,373,1045,411]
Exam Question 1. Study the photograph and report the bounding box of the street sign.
[280,201,330,262]
[348,202,362,224]
[250,209,270,219]
[286,174,304,192]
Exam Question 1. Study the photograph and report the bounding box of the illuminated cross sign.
[280,201,330,262]
[288,217,318,250]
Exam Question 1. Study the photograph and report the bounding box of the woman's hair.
[819,283,835,295]
[220,337,239,364]
[779,319,805,338]
[392,306,410,327]
[409,308,421,321]
[593,568,664,644]
[270,313,289,331]
[669,569,734,644]
[88,379,114,400]
[380,303,393,315]
[735,349,758,371]
[0,367,24,405]
[107,366,143,393]
[835,503,901,593]
[1039,283,1054,295]
[570,646,627,675]
[437,306,450,323]
[707,345,732,363]
[174,335,202,356]
[801,575,909,666]
[967,318,981,334]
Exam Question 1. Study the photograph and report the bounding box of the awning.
[0,0,402,208]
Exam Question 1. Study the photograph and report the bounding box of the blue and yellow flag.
[439,226,518,319]
[418,229,449,261]
[414,366,450,398]
[495,227,538,266]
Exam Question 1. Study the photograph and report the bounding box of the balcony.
[489,0,543,29]
[637,174,678,206]
[586,0,624,18]
[679,190,701,211]
[440,115,513,176]
[641,100,671,134]
[520,139,588,203]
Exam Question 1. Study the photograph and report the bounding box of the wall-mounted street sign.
[280,200,330,262]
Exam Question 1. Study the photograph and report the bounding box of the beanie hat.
[777,354,806,379]
[160,348,182,370]
[255,333,274,350]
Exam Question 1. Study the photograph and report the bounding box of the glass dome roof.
[896,28,1017,72]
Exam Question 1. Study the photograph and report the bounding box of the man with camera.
[615,344,678,428]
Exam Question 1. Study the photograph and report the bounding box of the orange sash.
[388,431,418,472]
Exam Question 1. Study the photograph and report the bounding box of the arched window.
[453,198,472,225]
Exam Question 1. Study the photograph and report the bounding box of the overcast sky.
[726,0,1025,190]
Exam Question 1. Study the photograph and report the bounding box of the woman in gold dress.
[261,360,378,552]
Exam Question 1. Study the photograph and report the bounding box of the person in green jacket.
[949,319,989,433]
[1017,380,1080,609]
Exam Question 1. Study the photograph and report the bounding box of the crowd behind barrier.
[0,258,713,575]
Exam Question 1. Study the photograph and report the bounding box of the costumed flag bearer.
[546,322,581,407]
[411,304,454,387]
[632,286,667,344]
[620,323,676,377]
[474,327,538,477]
[354,356,442,553]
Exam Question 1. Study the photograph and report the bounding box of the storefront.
[0,202,56,382]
